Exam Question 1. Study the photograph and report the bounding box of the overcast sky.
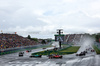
[0,0,100,39]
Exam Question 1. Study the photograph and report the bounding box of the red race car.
[48,55,62,59]
[26,50,31,53]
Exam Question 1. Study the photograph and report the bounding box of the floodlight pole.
[57,29,63,49]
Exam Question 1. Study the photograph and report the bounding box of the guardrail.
[0,43,52,55]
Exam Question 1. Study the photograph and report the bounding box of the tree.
[27,35,31,39]
[95,33,100,42]
[31,38,38,42]
[41,40,46,44]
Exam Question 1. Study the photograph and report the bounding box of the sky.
[0,0,100,39]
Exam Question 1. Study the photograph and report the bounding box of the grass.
[59,46,80,52]
[61,44,68,47]
[93,45,100,54]
[32,46,80,55]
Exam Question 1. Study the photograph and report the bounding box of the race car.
[91,49,95,52]
[26,50,31,52]
[76,51,86,56]
[29,55,42,58]
[48,55,62,59]
[19,52,24,57]
[43,48,46,49]
[84,51,87,53]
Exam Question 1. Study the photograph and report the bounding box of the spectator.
[0,33,38,49]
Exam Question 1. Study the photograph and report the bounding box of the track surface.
[0,47,100,66]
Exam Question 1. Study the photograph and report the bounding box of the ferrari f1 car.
[26,50,31,52]
[48,55,62,59]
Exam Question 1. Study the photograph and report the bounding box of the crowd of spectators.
[65,34,86,44]
[0,33,37,49]
[67,34,75,43]
[65,35,68,42]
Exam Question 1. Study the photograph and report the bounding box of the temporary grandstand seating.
[0,33,37,49]
[67,34,75,44]
[64,34,89,45]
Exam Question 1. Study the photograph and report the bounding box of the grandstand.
[0,33,90,52]
[67,34,75,44]
[64,34,90,45]
[0,33,37,50]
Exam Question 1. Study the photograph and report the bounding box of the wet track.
[0,47,100,66]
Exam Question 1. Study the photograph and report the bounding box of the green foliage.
[27,35,38,42]
[47,39,51,42]
[91,34,96,38]
[91,33,100,42]
[93,45,100,54]
[27,35,31,39]
[31,38,38,42]
[96,34,100,42]
[41,40,46,44]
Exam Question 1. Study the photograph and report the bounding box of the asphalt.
[0,47,100,66]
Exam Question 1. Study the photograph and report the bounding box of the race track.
[0,47,100,66]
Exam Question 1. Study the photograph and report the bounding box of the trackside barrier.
[0,44,52,55]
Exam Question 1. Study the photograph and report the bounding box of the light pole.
[56,29,63,49]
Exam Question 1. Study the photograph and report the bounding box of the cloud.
[0,0,100,38]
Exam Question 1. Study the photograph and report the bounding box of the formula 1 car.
[26,50,31,52]
[29,55,42,58]
[76,51,86,56]
[19,52,24,57]
[48,55,62,59]
[43,48,46,49]
[91,49,95,52]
